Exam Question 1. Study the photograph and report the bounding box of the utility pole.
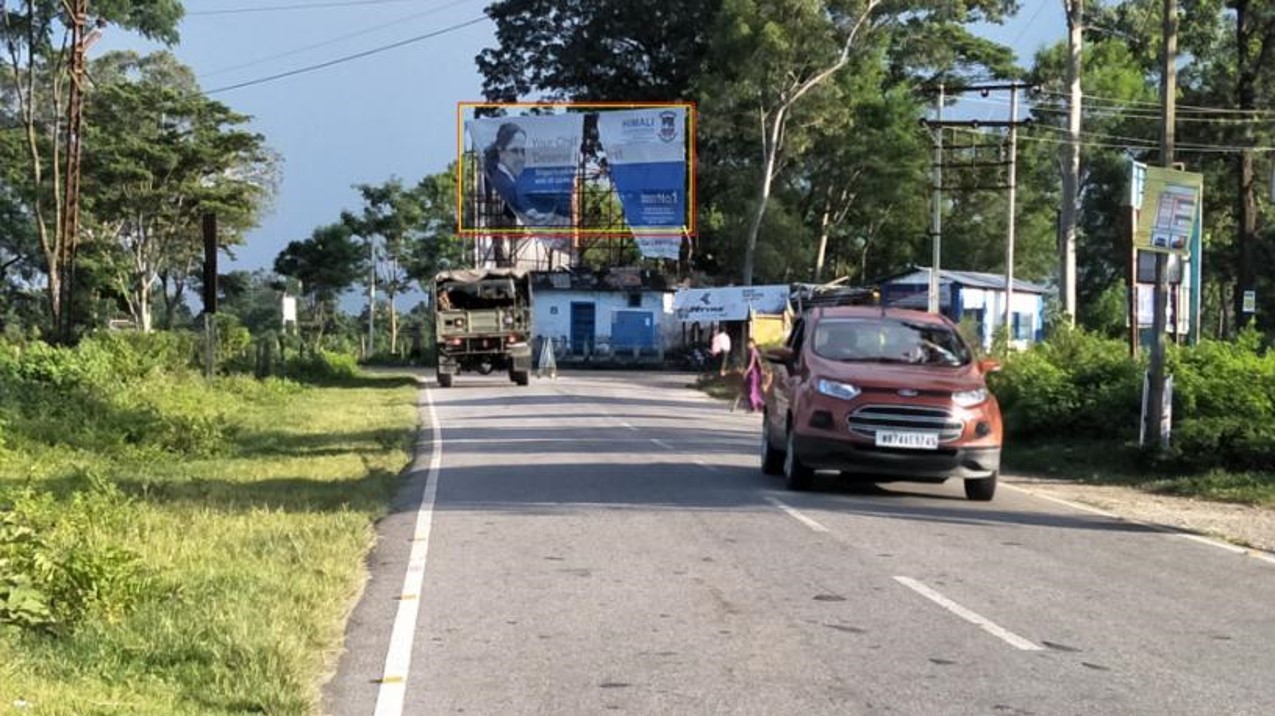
[1060,0,1083,326]
[1146,0,1177,451]
[368,236,376,358]
[929,83,944,314]
[58,0,89,343]
[1003,84,1020,341]
[920,81,1033,334]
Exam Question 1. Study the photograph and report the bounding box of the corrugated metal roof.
[884,267,1047,295]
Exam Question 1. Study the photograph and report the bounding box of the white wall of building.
[531,289,676,351]
[960,288,1044,350]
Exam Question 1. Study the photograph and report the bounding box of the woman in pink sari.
[742,339,765,413]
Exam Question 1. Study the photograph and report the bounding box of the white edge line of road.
[893,576,1044,651]
[650,438,675,450]
[765,497,831,533]
[1003,483,1275,567]
[372,381,442,716]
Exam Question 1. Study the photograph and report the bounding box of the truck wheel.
[964,472,997,501]
[437,373,453,388]
[511,370,529,386]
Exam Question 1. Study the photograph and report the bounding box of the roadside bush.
[993,326,1275,471]
[989,328,1140,439]
[1165,329,1275,469]
[1,479,156,634]
[285,348,360,383]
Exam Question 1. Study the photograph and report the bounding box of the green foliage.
[1,481,156,635]
[1165,329,1275,469]
[993,328,1275,471]
[0,334,238,457]
[285,349,361,384]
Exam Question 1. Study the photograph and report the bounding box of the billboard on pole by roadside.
[1132,165,1203,255]
[459,103,696,260]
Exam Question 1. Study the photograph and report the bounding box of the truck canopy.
[433,267,530,284]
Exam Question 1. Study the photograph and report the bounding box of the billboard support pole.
[1146,0,1177,452]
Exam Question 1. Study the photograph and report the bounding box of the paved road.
[325,371,1275,716]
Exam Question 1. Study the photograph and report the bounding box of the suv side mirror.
[764,347,795,369]
[978,358,1002,374]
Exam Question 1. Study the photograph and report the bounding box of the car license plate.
[875,430,939,450]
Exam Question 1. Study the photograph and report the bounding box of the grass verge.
[0,370,420,716]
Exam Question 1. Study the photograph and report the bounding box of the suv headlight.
[816,379,861,401]
[952,388,988,407]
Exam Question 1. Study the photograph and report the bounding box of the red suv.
[760,306,1003,500]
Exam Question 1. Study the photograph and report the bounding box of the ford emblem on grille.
[897,388,919,397]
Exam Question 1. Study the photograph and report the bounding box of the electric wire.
[198,0,479,79]
[188,0,422,16]
[204,15,486,95]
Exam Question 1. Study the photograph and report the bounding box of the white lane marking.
[620,421,638,431]
[1004,483,1275,566]
[893,576,1043,651]
[1002,484,1121,519]
[373,382,443,716]
[693,459,720,471]
[765,497,830,533]
[650,438,674,450]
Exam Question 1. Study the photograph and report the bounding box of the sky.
[91,0,1069,279]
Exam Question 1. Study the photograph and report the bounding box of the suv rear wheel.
[964,473,997,501]
[760,414,783,476]
[783,427,814,491]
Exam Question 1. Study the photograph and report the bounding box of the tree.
[476,0,721,102]
[341,178,424,356]
[0,0,184,337]
[83,51,275,333]
[273,223,364,347]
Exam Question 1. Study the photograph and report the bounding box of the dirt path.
[1004,473,1275,555]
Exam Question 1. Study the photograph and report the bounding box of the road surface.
[324,371,1275,716]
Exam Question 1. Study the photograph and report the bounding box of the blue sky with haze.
[92,0,1067,277]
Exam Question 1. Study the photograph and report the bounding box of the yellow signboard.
[1134,166,1203,255]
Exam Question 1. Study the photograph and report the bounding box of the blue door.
[611,311,655,352]
[570,302,596,354]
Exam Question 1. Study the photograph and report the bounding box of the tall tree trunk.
[1059,0,1082,326]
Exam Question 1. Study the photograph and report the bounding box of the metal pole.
[929,83,944,314]
[1003,85,1019,343]
[368,237,376,358]
[1146,0,1176,451]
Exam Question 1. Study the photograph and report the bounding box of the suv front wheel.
[964,473,997,501]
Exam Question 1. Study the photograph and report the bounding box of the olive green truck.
[432,268,533,387]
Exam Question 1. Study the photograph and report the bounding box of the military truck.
[432,268,533,387]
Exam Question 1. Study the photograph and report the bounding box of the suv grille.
[848,404,964,443]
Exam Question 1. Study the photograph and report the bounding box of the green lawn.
[0,371,420,716]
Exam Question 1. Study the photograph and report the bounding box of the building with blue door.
[877,267,1049,351]
[529,268,677,364]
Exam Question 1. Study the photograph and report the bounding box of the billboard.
[467,113,584,228]
[1132,165,1202,255]
[458,103,695,256]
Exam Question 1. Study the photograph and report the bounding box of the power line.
[204,16,487,94]
[199,0,478,79]
[188,0,422,16]
[1035,88,1275,116]
[953,125,1275,153]
[963,95,1275,124]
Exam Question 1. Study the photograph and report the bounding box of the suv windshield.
[811,318,971,366]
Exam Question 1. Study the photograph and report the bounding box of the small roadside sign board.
[1243,290,1257,314]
